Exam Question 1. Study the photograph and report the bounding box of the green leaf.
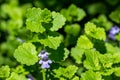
[53,65,78,79]
[0,65,10,78]
[64,24,80,36]
[40,36,62,50]
[76,67,84,76]
[115,33,120,41]
[12,65,29,75]
[61,4,86,22]
[85,22,106,40]
[60,78,65,80]
[26,20,45,33]
[72,76,79,80]
[63,48,69,61]
[14,42,38,65]
[77,35,93,49]
[70,35,93,64]
[83,49,101,70]
[71,47,84,64]
[105,43,116,54]
[113,52,120,63]
[109,8,120,23]
[80,70,102,80]
[60,9,72,22]
[26,8,52,33]
[91,14,113,31]
[99,54,113,68]
[68,4,86,21]
[1,2,23,20]
[114,67,120,77]
[6,72,26,80]
[100,68,114,76]
[50,12,66,31]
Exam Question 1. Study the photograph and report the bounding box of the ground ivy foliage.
[83,49,101,70]
[53,65,78,79]
[6,72,26,80]
[61,4,86,22]
[80,70,102,80]
[51,12,66,31]
[77,35,93,49]
[71,35,93,64]
[25,7,66,50]
[85,22,106,40]
[1,1,120,80]
[0,65,10,78]
[26,7,66,33]
[39,36,62,49]
[14,42,38,65]
[109,7,120,23]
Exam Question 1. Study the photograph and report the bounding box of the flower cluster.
[108,26,120,40]
[38,50,52,69]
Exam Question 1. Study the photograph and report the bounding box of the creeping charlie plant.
[0,0,120,80]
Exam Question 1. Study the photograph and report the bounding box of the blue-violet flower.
[38,50,49,58]
[108,26,120,40]
[39,56,52,69]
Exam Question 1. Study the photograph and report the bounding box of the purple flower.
[108,26,120,40]
[108,34,116,40]
[38,50,49,58]
[109,26,120,35]
[39,56,52,69]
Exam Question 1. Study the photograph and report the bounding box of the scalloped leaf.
[113,52,120,64]
[99,54,113,68]
[68,4,86,21]
[0,65,10,78]
[71,47,84,64]
[105,43,116,53]
[6,72,26,80]
[80,70,102,80]
[72,76,79,80]
[50,12,66,31]
[100,68,114,76]
[83,49,101,70]
[109,8,120,23]
[85,22,106,40]
[61,4,86,22]
[114,67,120,77]
[77,35,93,49]
[91,14,113,31]
[63,48,69,61]
[26,8,52,33]
[115,33,120,41]
[14,42,38,65]
[53,65,78,79]
[64,24,80,36]
[40,36,62,50]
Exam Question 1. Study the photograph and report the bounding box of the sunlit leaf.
[14,42,38,65]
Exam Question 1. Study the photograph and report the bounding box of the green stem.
[42,69,46,80]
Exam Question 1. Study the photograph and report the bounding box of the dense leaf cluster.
[0,0,120,80]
